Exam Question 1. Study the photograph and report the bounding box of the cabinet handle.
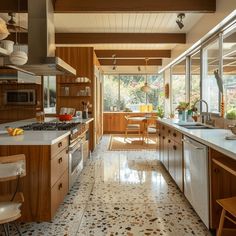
[173,133,177,137]
[214,168,219,173]
[158,134,161,137]
[173,145,177,150]
[168,130,171,133]
[163,136,165,139]
[66,149,69,154]
[58,183,63,190]
[58,142,62,148]
[58,157,63,164]
[168,139,171,143]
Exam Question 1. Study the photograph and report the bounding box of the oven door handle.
[69,140,82,153]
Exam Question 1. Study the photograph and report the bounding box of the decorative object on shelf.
[75,77,91,83]
[9,1,28,65]
[0,40,14,53]
[0,17,10,40]
[164,83,169,99]
[141,58,151,93]
[6,12,27,33]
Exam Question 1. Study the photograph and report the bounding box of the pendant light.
[141,58,151,93]
[0,17,10,40]
[9,1,28,66]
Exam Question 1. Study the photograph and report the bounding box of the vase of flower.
[176,102,189,122]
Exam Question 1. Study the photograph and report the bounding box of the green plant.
[226,108,236,120]
[157,106,164,118]
[176,102,189,112]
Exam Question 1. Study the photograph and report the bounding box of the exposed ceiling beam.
[56,33,186,44]
[0,0,27,13]
[0,0,216,13]
[99,59,162,66]
[54,0,216,13]
[7,32,185,45]
[95,50,171,59]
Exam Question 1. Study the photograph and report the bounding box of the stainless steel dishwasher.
[182,136,209,228]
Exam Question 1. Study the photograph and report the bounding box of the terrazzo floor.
[4,135,211,236]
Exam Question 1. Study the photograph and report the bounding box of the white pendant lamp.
[0,17,10,40]
[141,58,151,93]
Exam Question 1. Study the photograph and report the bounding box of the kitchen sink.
[175,123,214,129]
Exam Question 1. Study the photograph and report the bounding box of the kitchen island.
[0,117,93,222]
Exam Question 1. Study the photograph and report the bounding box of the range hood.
[5,0,76,76]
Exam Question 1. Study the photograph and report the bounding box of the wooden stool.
[216,196,236,236]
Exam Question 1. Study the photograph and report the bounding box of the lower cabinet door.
[51,170,69,217]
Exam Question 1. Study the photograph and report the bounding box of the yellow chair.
[124,115,142,140]
[216,197,236,236]
[0,154,26,236]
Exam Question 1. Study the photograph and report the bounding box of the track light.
[176,13,185,29]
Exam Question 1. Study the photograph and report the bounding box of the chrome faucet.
[193,99,214,126]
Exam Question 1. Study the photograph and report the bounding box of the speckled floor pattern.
[3,135,211,236]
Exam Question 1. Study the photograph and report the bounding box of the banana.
[6,127,24,136]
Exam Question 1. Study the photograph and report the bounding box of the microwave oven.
[4,89,36,105]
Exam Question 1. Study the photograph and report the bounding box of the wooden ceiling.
[0,0,216,13]
[0,0,216,71]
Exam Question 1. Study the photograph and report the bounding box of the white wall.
[162,0,236,68]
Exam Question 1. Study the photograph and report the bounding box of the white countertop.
[0,117,93,146]
[158,119,236,161]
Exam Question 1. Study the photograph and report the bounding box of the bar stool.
[216,196,236,236]
[0,154,26,236]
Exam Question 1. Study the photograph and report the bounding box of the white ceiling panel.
[54,13,203,33]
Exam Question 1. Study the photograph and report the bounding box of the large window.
[44,76,56,114]
[202,39,220,113]
[103,74,164,112]
[223,24,236,115]
[171,59,186,111]
[190,51,201,106]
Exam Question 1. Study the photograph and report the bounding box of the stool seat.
[127,124,140,129]
[217,197,236,217]
[0,202,22,224]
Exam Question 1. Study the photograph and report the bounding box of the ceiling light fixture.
[141,58,151,93]
[176,13,185,30]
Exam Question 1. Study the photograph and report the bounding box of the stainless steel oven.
[4,89,36,105]
[68,137,83,189]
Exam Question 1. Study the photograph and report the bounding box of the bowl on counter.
[58,114,73,121]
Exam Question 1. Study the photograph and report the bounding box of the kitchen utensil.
[58,114,73,121]
[214,70,223,94]
[60,107,75,116]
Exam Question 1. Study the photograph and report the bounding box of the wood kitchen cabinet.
[210,148,236,232]
[158,121,183,191]
[0,136,69,222]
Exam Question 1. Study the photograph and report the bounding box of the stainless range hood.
[4,0,76,76]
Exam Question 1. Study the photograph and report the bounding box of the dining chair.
[0,154,26,236]
[143,116,158,144]
[124,115,142,140]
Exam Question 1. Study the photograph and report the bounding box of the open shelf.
[59,82,91,85]
[58,95,91,98]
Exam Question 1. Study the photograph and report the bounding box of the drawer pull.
[58,183,63,190]
[163,136,165,140]
[58,142,62,148]
[58,157,63,164]
[168,140,171,143]
[173,145,177,150]
[173,133,177,137]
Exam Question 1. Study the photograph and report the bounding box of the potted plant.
[156,106,164,118]
[176,102,189,121]
[226,108,236,120]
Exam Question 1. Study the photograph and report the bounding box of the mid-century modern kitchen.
[0,0,236,235]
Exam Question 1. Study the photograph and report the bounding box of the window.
[223,24,236,115]
[202,39,220,113]
[171,59,186,111]
[190,51,201,106]
[103,74,164,112]
[44,76,56,114]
